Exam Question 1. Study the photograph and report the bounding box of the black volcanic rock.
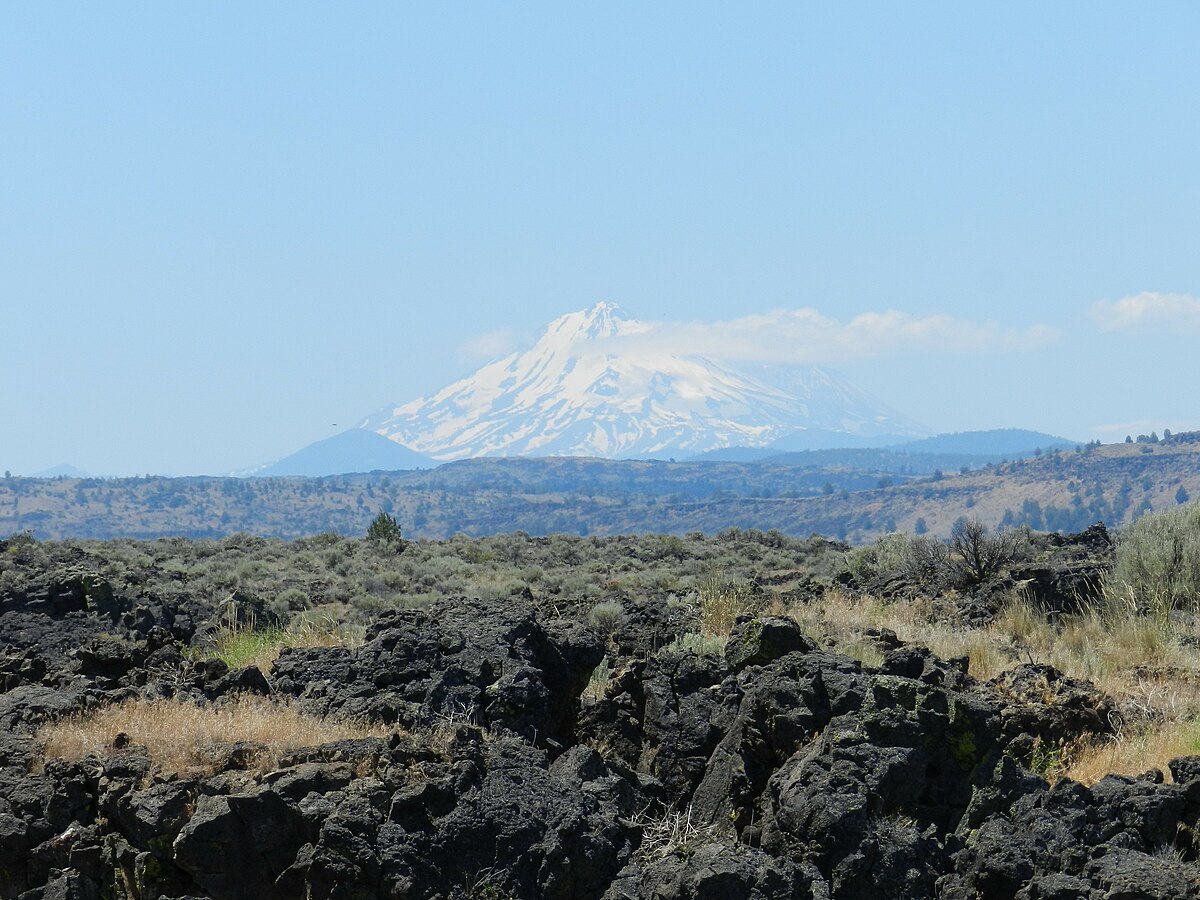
[938,772,1200,899]
[271,596,604,747]
[994,663,1116,759]
[633,841,809,899]
[724,614,818,672]
[1010,523,1115,617]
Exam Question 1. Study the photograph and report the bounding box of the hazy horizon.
[4,4,1198,476]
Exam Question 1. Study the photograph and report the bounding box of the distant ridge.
[888,429,1077,456]
[28,463,91,478]
[767,429,906,452]
[692,428,1077,464]
[240,429,434,477]
[6,437,1198,542]
[687,447,781,463]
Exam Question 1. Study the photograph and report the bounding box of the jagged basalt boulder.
[939,766,1200,899]
[0,566,202,677]
[995,663,1116,759]
[631,841,809,900]
[748,663,1006,898]
[609,598,694,660]
[578,651,740,804]
[1011,524,1114,618]
[271,597,603,747]
[724,615,818,672]
[0,684,90,731]
[0,650,49,693]
[0,571,115,619]
[689,650,864,830]
[173,788,313,898]
[590,623,1122,899]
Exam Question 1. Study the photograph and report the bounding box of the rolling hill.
[239,429,434,477]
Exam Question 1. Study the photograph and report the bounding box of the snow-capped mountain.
[361,303,928,460]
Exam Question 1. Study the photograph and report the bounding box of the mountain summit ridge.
[362,303,928,460]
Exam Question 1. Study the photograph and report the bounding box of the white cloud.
[601,308,1056,365]
[458,328,516,361]
[1089,292,1200,332]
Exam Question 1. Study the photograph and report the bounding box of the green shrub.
[588,600,625,638]
[1110,501,1200,617]
[210,625,288,670]
[1027,736,1070,781]
[204,610,365,671]
[844,532,911,582]
[662,631,727,657]
[268,587,311,623]
[583,657,611,701]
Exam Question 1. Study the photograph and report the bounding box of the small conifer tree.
[366,511,405,548]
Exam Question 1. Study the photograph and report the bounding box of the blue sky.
[3,3,1198,475]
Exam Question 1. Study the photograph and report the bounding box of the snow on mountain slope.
[362,302,928,460]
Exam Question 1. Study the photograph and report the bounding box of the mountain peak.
[542,302,631,345]
[362,304,927,460]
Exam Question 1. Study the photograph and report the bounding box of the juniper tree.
[366,511,405,548]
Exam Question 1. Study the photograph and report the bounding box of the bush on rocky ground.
[1109,500,1200,618]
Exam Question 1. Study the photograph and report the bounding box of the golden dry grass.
[37,695,392,776]
[784,588,1199,693]
[1067,720,1200,785]
[783,586,1200,786]
[697,574,757,637]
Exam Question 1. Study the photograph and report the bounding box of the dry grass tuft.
[787,588,1200,696]
[785,585,1200,786]
[37,695,392,776]
[1067,720,1200,785]
[697,573,759,637]
[633,805,717,865]
[582,657,611,702]
[206,611,364,672]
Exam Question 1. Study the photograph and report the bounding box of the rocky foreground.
[2,566,1200,899]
